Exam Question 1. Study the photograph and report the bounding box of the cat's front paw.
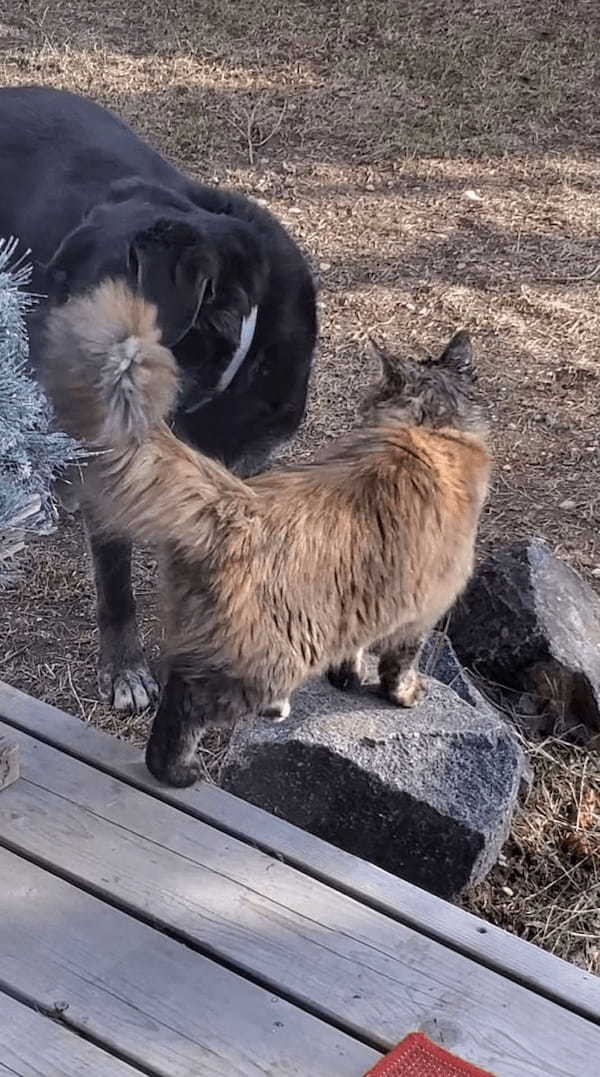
[145,742,201,788]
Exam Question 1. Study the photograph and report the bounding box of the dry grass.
[1,0,599,972]
[467,735,600,976]
[462,683,600,976]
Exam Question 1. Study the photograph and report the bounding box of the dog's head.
[362,331,484,431]
[43,179,268,354]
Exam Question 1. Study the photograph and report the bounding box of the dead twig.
[245,99,287,166]
[209,98,287,166]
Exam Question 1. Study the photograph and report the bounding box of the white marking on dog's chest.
[215,305,258,392]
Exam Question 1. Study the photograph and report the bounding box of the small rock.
[559,499,576,510]
[221,676,526,900]
[449,539,600,731]
[462,189,483,202]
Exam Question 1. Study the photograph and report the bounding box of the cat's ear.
[368,337,396,382]
[436,330,474,378]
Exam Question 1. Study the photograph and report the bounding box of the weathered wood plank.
[0,678,597,1024]
[0,849,379,1077]
[0,990,144,1075]
[0,735,19,790]
[1,722,598,1077]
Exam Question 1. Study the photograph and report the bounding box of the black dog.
[0,84,317,712]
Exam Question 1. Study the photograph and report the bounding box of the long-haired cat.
[42,280,491,787]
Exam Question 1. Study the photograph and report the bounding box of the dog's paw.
[259,698,291,721]
[98,663,160,713]
[383,671,428,709]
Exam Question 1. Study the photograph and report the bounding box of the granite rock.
[449,539,600,733]
[221,674,526,899]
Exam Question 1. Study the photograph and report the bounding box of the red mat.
[364,1033,495,1076]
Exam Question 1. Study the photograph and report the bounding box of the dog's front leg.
[84,507,159,713]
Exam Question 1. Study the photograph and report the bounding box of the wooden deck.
[0,679,598,1076]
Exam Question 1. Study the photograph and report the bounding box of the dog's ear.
[436,330,474,378]
[45,265,69,304]
[129,221,215,347]
[43,221,97,303]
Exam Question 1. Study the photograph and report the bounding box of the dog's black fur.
[0,85,317,712]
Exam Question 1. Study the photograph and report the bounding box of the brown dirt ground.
[1,0,599,973]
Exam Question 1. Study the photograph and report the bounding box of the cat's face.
[362,330,483,430]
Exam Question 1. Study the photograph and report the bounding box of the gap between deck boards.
[0,680,598,1031]
[0,981,157,1077]
[2,724,600,1077]
[0,831,387,1057]
[1,843,382,1077]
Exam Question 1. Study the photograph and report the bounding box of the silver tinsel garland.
[0,237,80,574]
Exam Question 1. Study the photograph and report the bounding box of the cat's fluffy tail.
[42,278,179,448]
[42,279,249,552]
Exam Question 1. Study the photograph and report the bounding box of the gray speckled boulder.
[221,673,526,899]
[449,539,600,732]
[419,630,491,711]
